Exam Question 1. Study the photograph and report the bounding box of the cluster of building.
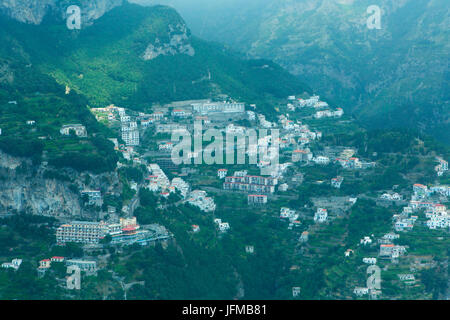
[335,157,376,170]
[257,114,276,128]
[402,183,450,230]
[280,207,301,229]
[38,256,65,271]
[81,190,103,206]
[380,193,402,201]
[38,257,97,276]
[223,174,278,194]
[424,204,449,230]
[378,232,400,245]
[393,213,418,232]
[379,244,407,260]
[288,95,326,109]
[248,194,268,206]
[187,190,216,212]
[146,163,171,192]
[158,141,174,152]
[314,108,344,119]
[56,217,171,246]
[435,157,448,176]
[398,274,416,284]
[292,149,313,163]
[146,163,215,212]
[171,177,190,198]
[412,183,450,198]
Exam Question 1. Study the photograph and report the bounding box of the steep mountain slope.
[146,0,449,142]
[0,1,309,170]
[0,0,123,25]
[1,2,309,113]
[0,19,118,173]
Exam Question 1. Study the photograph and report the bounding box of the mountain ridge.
[143,0,449,143]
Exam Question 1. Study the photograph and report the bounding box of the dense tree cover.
[0,4,308,113]
[0,261,64,300]
[119,166,144,184]
[345,199,393,246]
[420,266,449,299]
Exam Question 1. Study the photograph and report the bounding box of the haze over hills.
[138,0,450,143]
[0,0,449,302]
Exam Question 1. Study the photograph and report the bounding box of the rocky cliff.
[0,0,123,25]
[142,22,195,60]
[0,151,119,219]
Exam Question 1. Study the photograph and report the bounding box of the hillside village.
[1,91,449,300]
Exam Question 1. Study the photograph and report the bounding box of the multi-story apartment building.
[191,102,245,115]
[56,221,108,245]
[248,194,268,205]
[224,175,278,194]
[121,121,139,146]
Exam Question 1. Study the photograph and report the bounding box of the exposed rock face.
[0,151,119,219]
[0,0,54,25]
[142,23,195,60]
[0,0,123,25]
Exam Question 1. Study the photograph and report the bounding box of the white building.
[60,124,87,137]
[363,258,377,265]
[121,121,139,146]
[292,287,301,297]
[248,194,268,205]
[331,176,344,188]
[1,259,22,271]
[360,236,372,245]
[187,190,216,212]
[313,156,330,165]
[217,169,228,179]
[192,101,245,115]
[353,287,369,296]
[314,208,328,223]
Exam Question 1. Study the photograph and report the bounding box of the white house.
[314,208,328,223]
[360,236,372,245]
[313,156,330,165]
[362,258,377,265]
[353,287,369,296]
[217,169,228,179]
[1,259,22,271]
[60,124,87,137]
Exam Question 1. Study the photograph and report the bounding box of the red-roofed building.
[51,257,65,263]
[39,259,51,269]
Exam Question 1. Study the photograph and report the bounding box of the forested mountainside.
[0,2,308,173]
[145,0,449,143]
